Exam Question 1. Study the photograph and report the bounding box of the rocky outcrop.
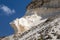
[27,0,60,10]
[1,13,60,40]
[1,0,60,40]
[26,0,60,19]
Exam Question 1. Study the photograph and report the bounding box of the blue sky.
[0,0,31,37]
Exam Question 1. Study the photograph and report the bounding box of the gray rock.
[27,0,60,10]
[26,0,60,19]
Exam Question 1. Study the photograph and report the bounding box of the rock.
[26,0,60,19]
[1,0,60,40]
[27,0,60,10]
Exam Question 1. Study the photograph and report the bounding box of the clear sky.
[0,0,31,37]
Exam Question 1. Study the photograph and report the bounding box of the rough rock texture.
[26,0,60,19]
[1,14,60,40]
[1,0,60,40]
[27,0,60,10]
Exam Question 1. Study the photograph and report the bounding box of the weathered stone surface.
[27,0,60,10]
[25,0,60,19]
[1,0,60,40]
[25,8,60,19]
[1,13,60,40]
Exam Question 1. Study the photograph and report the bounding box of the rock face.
[9,14,47,34]
[26,0,60,19]
[1,15,60,40]
[27,0,60,10]
[1,0,60,40]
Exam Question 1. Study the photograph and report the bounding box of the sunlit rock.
[1,0,60,40]
[10,13,47,34]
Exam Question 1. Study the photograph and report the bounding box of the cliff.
[1,0,60,40]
